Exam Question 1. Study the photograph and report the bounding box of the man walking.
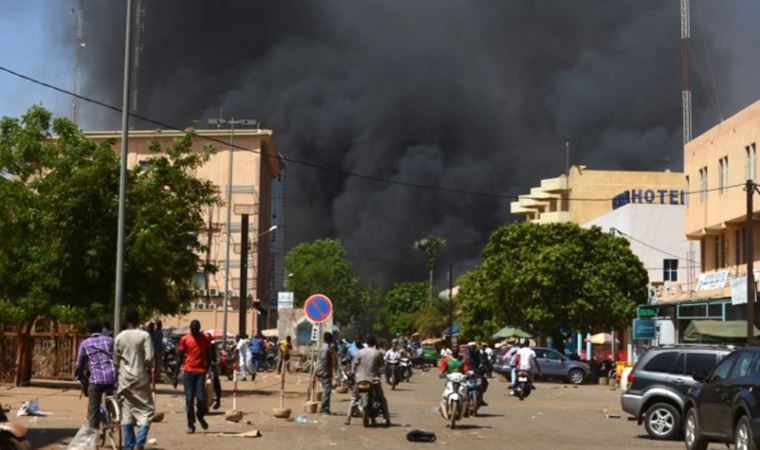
[315,331,335,415]
[177,320,212,433]
[277,335,292,374]
[114,309,154,450]
[236,334,252,381]
[75,319,116,430]
[249,332,265,373]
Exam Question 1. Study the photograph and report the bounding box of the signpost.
[633,319,656,340]
[303,294,333,411]
[278,291,294,310]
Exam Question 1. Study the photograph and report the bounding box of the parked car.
[621,344,730,440]
[683,347,760,450]
[493,346,589,385]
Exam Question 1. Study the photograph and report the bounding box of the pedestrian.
[249,332,265,373]
[75,319,116,430]
[206,332,222,410]
[236,334,252,381]
[315,331,335,415]
[177,320,212,433]
[114,308,154,450]
[278,335,292,374]
[151,320,163,382]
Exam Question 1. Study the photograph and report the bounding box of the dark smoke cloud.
[68,0,760,286]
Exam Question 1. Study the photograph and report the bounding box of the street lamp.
[208,117,257,346]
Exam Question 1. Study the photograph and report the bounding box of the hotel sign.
[696,270,729,291]
[612,189,685,210]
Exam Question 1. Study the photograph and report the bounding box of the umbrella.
[206,328,235,340]
[584,333,620,345]
[491,326,532,340]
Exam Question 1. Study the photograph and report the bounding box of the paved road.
[0,370,714,449]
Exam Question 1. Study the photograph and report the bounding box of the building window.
[736,228,745,266]
[699,166,708,201]
[685,175,690,205]
[663,259,679,282]
[719,156,728,193]
[713,236,719,269]
[746,143,757,181]
[700,238,706,270]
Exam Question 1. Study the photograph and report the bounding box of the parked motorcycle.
[218,347,239,381]
[0,402,31,450]
[385,359,401,390]
[400,357,412,382]
[513,369,532,401]
[465,370,483,417]
[411,355,431,372]
[440,372,467,429]
[355,380,390,427]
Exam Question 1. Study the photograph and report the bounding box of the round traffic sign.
[304,294,333,324]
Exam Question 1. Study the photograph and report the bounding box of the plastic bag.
[66,425,99,450]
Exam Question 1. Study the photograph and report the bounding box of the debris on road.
[225,409,244,423]
[212,430,262,438]
[66,425,98,449]
[407,429,437,443]
[17,398,51,417]
[606,414,621,419]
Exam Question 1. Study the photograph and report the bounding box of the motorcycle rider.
[440,347,468,375]
[384,342,402,383]
[344,335,390,426]
[512,341,541,393]
[467,343,488,407]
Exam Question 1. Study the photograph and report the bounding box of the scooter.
[0,402,31,450]
[400,357,412,382]
[440,372,467,429]
[465,370,483,417]
[513,369,532,401]
[356,380,390,427]
[340,357,356,391]
[385,359,401,390]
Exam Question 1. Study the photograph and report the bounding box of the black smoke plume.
[67,0,760,286]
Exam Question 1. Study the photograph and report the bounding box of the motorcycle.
[411,354,431,372]
[162,338,179,381]
[385,359,401,390]
[355,380,390,427]
[465,370,483,417]
[513,369,532,401]
[0,402,31,450]
[440,372,467,429]
[218,347,239,381]
[400,357,412,382]
[340,357,356,391]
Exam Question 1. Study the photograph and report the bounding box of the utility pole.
[448,264,454,348]
[208,117,257,346]
[72,0,84,125]
[238,213,250,335]
[113,0,134,334]
[746,180,759,345]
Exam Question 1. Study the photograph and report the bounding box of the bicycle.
[98,394,121,450]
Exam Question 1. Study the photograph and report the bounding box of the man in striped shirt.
[75,319,116,429]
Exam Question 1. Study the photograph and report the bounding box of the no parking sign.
[303,294,333,324]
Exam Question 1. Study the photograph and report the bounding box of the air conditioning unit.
[209,288,220,297]
[230,290,240,298]
[206,303,218,310]
[197,289,208,297]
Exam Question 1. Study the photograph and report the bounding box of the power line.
[612,228,696,264]
[0,64,740,202]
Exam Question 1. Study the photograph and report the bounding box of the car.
[683,347,760,450]
[621,345,729,440]
[492,346,590,385]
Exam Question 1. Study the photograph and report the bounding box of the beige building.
[86,129,282,336]
[510,165,685,225]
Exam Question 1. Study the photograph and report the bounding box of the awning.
[261,328,278,338]
[683,320,760,342]
[491,326,532,340]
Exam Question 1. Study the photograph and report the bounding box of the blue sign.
[633,319,656,340]
[304,294,333,324]
[612,189,685,210]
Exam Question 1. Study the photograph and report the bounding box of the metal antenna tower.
[682,0,696,293]
[130,0,145,128]
[72,0,84,124]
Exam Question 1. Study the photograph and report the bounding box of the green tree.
[457,222,648,341]
[413,235,446,306]
[284,238,363,324]
[383,281,427,336]
[0,106,220,328]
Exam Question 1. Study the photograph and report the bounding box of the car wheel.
[643,402,680,440]
[735,415,756,450]
[684,408,708,450]
[567,369,585,385]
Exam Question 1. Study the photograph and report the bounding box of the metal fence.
[31,334,83,380]
[0,333,19,384]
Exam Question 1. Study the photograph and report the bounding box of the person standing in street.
[277,335,292,374]
[236,334,252,381]
[315,331,335,415]
[177,320,212,433]
[205,332,222,410]
[75,319,116,430]
[249,332,265,373]
[114,309,155,450]
[150,320,163,382]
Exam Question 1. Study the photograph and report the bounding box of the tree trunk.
[15,319,35,386]
[428,269,434,307]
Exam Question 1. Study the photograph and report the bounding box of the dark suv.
[684,347,760,450]
[621,345,730,440]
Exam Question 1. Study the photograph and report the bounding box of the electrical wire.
[0,64,742,202]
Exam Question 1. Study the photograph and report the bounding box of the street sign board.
[278,291,294,310]
[633,319,656,340]
[303,294,333,324]
[638,306,657,318]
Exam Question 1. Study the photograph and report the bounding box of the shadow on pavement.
[473,413,504,418]
[26,427,78,448]
[452,424,492,430]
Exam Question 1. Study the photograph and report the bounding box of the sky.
[2,1,760,287]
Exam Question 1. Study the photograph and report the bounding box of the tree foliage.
[457,222,648,341]
[284,238,363,324]
[413,235,446,304]
[0,106,220,327]
[382,281,427,336]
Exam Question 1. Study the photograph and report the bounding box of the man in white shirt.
[512,342,541,391]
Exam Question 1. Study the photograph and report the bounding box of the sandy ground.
[0,370,718,449]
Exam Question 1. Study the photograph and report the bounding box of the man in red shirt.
[177,320,212,434]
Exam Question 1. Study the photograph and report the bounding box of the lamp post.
[208,117,257,346]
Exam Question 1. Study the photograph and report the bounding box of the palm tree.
[413,236,447,306]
